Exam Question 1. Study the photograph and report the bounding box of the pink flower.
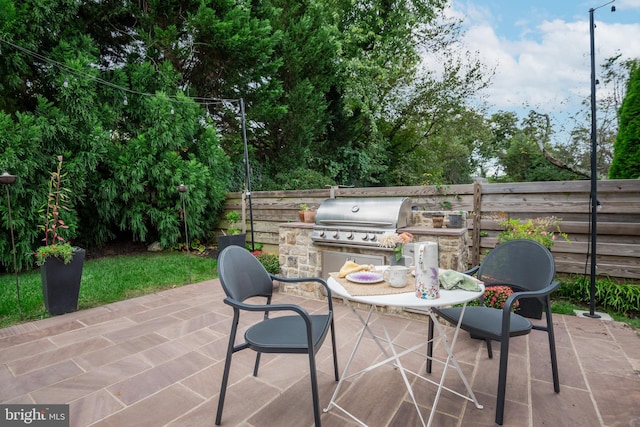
[398,232,413,244]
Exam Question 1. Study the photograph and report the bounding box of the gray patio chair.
[427,239,560,425]
[215,245,339,426]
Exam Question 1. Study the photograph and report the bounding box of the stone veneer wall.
[277,211,469,301]
[278,224,324,299]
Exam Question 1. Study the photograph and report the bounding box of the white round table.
[324,273,484,427]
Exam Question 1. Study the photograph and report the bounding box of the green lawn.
[0,251,217,329]
[2,251,638,332]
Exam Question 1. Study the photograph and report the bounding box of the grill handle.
[315,220,395,227]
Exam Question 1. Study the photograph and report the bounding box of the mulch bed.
[85,240,220,260]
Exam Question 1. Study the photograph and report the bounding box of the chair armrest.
[498,280,559,336]
[464,265,480,276]
[502,280,560,313]
[224,298,313,319]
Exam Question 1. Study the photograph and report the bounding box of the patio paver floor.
[1,279,639,426]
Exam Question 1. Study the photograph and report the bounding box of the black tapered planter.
[216,234,246,252]
[40,247,86,315]
[516,298,544,319]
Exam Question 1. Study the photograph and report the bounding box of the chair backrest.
[478,239,555,292]
[218,246,275,302]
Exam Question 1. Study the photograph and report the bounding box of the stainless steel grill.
[311,197,413,249]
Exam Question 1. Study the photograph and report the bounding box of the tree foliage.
[5,0,623,273]
[609,62,640,178]
[0,0,232,271]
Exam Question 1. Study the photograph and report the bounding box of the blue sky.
[438,0,640,133]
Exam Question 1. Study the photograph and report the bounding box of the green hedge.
[557,276,640,318]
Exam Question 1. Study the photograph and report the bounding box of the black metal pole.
[586,7,600,318]
[584,1,614,318]
[240,98,255,251]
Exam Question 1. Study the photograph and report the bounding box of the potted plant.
[251,250,280,275]
[497,216,569,249]
[298,203,308,222]
[216,211,246,251]
[495,215,569,319]
[447,211,464,228]
[302,204,316,223]
[432,214,444,228]
[35,156,85,315]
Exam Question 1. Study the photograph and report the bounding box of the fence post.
[471,181,483,266]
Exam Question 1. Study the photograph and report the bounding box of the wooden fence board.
[221,179,640,280]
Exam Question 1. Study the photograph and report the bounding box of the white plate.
[346,272,384,284]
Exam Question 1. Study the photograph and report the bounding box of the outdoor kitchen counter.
[277,222,470,302]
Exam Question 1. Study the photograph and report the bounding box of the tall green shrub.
[82,86,232,249]
[609,63,640,179]
[0,14,232,271]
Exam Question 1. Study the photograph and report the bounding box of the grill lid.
[315,197,412,229]
[312,197,413,248]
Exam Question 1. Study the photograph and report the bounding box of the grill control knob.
[362,234,369,241]
[332,230,339,238]
[319,231,325,238]
[368,233,377,241]
[346,232,354,240]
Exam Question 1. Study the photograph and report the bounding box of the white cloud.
[441,1,640,119]
[617,0,640,9]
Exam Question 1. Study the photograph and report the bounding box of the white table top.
[327,274,484,309]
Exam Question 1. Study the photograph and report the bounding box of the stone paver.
[0,278,638,426]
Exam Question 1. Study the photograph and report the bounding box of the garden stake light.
[0,171,23,320]
[177,184,191,284]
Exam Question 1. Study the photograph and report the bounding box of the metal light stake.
[177,184,191,284]
[1,171,23,320]
[240,98,255,251]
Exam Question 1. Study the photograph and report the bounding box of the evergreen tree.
[0,0,232,270]
[609,63,640,179]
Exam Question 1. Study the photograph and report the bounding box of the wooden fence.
[223,180,640,280]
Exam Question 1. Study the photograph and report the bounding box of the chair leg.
[253,352,262,377]
[216,313,240,426]
[330,319,340,381]
[215,350,233,425]
[308,352,322,427]
[544,300,560,393]
[485,339,493,359]
[427,315,434,373]
[495,335,510,426]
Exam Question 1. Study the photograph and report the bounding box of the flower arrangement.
[34,156,76,266]
[497,216,569,248]
[377,231,414,261]
[482,286,519,310]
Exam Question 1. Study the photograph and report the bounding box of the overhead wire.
[0,36,241,107]
[0,34,256,254]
